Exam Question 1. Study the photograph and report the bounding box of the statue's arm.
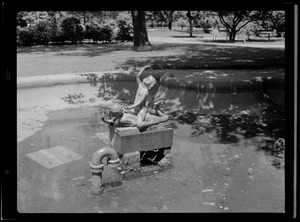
[126,92,148,109]
[136,64,151,85]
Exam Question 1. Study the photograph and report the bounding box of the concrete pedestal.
[108,123,174,154]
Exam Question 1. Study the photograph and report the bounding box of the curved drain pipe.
[90,146,120,195]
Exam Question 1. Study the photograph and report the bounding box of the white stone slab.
[27,145,82,169]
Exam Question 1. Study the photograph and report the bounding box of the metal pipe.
[90,146,120,195]
[91,146,119,167]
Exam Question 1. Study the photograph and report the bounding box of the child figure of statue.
[102,102,168,131]
[123,64,162,131]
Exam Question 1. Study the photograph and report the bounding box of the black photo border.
[1,0,298,220]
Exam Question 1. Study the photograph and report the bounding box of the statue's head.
[109,103,123,116]
[102,103,123,125]
[143,75,156,91]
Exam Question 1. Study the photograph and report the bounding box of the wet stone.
[248,168,254,175]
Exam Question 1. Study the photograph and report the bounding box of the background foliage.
[16,10,284,46]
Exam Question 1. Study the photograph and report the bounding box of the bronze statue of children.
[102,102,168,131]
[123,64,159,130]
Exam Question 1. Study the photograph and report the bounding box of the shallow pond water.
[17,81,285,213]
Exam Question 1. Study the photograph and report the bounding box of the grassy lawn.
[17,29,285,77]
[149,28,285,43]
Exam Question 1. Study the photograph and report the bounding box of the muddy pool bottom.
[17,82,284,213]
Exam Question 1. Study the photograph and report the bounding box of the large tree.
[173,11,188,30]
[217,10,259,41]
[194,11,217,33]
[131,11,151,47]
[186,11,198,37]
[256,11,285,37]
[145,11,166,28]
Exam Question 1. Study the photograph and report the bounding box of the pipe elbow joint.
[90,146,120,170]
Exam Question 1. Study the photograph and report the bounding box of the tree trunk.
[229,30,237,41]
[168,21,172,30]
[189,19,193,37]
[186,11,193,37]
[131,11,151,47]
[165,11,174,30]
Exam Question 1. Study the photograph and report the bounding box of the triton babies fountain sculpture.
[90,65,174,195]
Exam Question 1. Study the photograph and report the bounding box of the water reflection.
[59,80,285,167]
[59,79,284,141]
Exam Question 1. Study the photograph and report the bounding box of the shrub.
[17,21,63,46]
[34,20,51,45]
[17,26,36,46]
[61,17,84,43]
[84,23,100,42]
[200,19,212,33]
[242,23,262,40]
[115,20,133,42]
[84,23,114,43]
[48,21,65,44]
[99,25,113,42]
[103,19,118,41]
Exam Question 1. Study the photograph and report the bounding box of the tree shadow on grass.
[17,43,92,54]
[17,42,284,71]
[199,39,239,43]
[170,36,198,38]
[17,42,133,55]
[246,39,285,43]
[17,42,183,56]
[116,43,284,70]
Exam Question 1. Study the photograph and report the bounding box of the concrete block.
[108,123,173,154]
[163,147,171,157]
[122,151,140,165]
[119,151,141,172]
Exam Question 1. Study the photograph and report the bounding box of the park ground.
[17,28,284,77]
[15,29,286,214]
